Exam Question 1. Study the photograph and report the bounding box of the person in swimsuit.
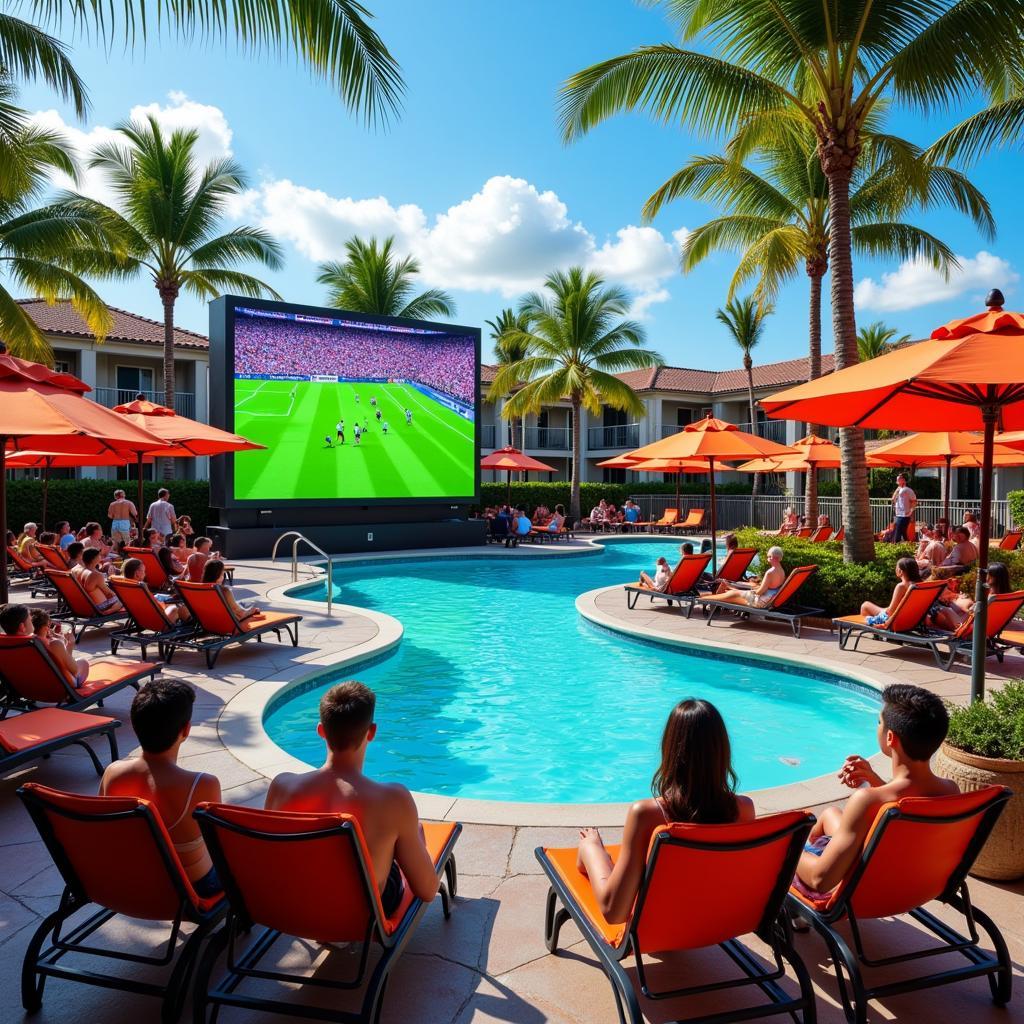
[29,608,89,687]
[121,558,189,624]
[71,548,122,612]
[576,699,755,923]
[714,546,785,607]
[107,489,138,546]
[859,556,920,626]
[930,562,1011,632]
[264,681,441,917]
[201,559,258,619]
[638,556,672,591]
[100,680,222,898]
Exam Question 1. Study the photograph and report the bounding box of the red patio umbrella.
[761,290,1024,700]
[480,446,557,504]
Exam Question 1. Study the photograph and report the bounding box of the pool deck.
[2,539,1022,1022]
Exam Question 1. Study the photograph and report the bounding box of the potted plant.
[935,680,1024,880]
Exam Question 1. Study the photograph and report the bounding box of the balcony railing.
[524,426,571,450]
[587,423,640,450]
[737,420,788,444]
[92,387,196,420]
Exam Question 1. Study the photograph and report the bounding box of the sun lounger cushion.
[237,611,302,634]
[0,708,115,754]
[543,844,627,947]
[75,659,160,700]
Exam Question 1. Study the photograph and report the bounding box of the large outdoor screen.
[226,302,478,503]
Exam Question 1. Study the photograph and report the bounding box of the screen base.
[208,518,487,559]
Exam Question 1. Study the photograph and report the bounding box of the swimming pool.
[264,539,879,803]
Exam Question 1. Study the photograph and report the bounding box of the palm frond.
[0,13,87,116]
[851,222,957,274]
[927,96,1024,168]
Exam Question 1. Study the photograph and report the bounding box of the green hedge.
[818,469,941,499]
[1009,490,1024,529]
[734,527,916,619]
[479,479,751,512]
[4,479,212,534]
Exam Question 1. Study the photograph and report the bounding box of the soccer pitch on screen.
[232,378,476,501]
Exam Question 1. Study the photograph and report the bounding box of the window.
[52,356,73,374]
[603,407,627,427]
[676,408,693,427]
[603,467,626,483]
[957,468,980,500]
[116,365,154,402]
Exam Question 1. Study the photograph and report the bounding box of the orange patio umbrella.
[624,456,710,513]
[113,398,266,527]
[736,435,841,521]
[761,290,1024,700]
[480,446,557,504]
[623,416,795,574]
[865,431,1024,522]
[0,348,167,601]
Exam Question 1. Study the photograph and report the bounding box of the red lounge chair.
[935,590,1024,669]
[623,552,713,612]
[37,543,70,571]
[108,575,196,660]
[171,581,302,668]
[45,569,128,639]
[651,508,679,533]
[18,783,227,1023]
[788,787,1012,1024]
[796,527,814,538]
[193,803,461,1024]
[536,811,816,1024]
[7,544,53,597]
[0,707,119,777]
[708,547,758,587]
[833,525,845,542]
[809,526,833,542]
[0,634,158,713]
[694,565,823,636]
[833,578,952,662]
[123,545,170,590]
[997,530,1022,551]
[670,508,706,533]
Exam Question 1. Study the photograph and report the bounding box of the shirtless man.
[794,684,957,898]
[264,681,440,914]
[72,548,122,612]
[108,489,138,546]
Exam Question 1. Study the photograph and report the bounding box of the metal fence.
[525,426,571,450]
[587,423,641,450]
[93,387,196,419]
[627,493,1015,534]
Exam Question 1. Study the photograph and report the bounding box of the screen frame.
[209,295,481,510]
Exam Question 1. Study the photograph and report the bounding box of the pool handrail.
[271,531,333,616]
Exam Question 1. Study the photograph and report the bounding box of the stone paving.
[1,543,1022,1023]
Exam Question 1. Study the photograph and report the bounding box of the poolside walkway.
[1,545,1022,1022]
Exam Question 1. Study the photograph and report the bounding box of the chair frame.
[787,789,1012,1024]
[624,553,714,613]
[108,576,197,661]
[706,548,758,589]
[46,569,129,640]
[693,567,823,637]
[670,508,706,534]
[0,711,119,777]
[17,787,227,1024]
[193,809,461,1024]
[537,813,816,1024]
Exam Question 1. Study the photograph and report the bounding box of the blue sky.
[17,0,1023,369]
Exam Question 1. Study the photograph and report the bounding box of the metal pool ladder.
[271,531,334,616]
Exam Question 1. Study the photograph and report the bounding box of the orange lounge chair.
[670,507,706,533]
[787,787,1012,1024]
[0,634,158,714]
[171,581,302,668]
[934,590,1024,669]
[795,527,814,538]
[7,544,53,597]
[650,508,679,532]
[37,543,70,571]
[18,783,227,1023]
[809,525,833,542]
[832,525,845,542]
[623,552,713,612]
[833,578,953,662]
[694,565,823,636]
[0,707,119,777]
[123,545,171,590]
[997,530,1022,551]
[45,568,128,639]
[192,803,461,1024]
[536,811,816,1024]
[108,575,197,660]
[707,546,758,588]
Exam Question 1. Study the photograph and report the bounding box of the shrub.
[961,549,1024,596]
[733,527,914,618]
[818,471,940,499]
[1009,490,1024,529]
[945,680,1024,761]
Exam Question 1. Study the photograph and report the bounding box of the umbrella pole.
[675,469,680,510]
[708,456,717,577]
[970,407,997,703]
[0,439,7,604]
[944,454,952,524]
[137,453,145,535]
[42,459,50,531]
[506,469,511,506]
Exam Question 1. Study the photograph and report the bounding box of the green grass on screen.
[233,380,475,500]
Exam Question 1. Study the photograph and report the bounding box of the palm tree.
[0,77,112,361]
[647,121,990,519]
[0,1,402,124]
[317,236,455,320]
[72,116,282,471]
[489,268,663,520]
[857,321,912,363]
[715,296,772,497]
[559,1,1019,563]
[485,308,532,452]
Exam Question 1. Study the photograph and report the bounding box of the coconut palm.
[317,236,455,320]
[70,116,282,466]
[490,267,663,520]
[857,321,912,363]
[715,295,772,496]
[485,308,532,451]
[0,78,112,361]
[0,1,402,123]
[559,0,1021,562]
[647,120,990,518]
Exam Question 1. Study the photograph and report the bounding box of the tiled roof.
[481,362,497,384]
[616,353,838,395]
[17,298,209,351]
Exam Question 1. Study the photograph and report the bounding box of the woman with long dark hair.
[576,698,754,923]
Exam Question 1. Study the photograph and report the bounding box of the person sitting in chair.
[638,556,672,591]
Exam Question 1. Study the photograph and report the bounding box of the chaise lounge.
[693,565,822,637]
[623,552,712,612]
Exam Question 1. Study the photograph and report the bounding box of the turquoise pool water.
[264,539,879,803]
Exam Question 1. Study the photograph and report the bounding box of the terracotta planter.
[934,743,1024,881]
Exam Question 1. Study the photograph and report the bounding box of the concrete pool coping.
[218,539,893,826]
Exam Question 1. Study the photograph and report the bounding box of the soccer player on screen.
[323,436,334,448]
[405,408,413,425]
[370,396,376,407]
[375,409,382,422]
[353,424,361,446]
[382,420,389,435]
[336,419,345,444]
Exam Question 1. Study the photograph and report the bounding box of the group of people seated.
[587,498,642,531]
[777,510,831,536]
[102,674,954,924]
[483,503,566,544]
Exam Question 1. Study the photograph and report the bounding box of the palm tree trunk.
[159,283,178,482]
[746,366,762,498]
[520,416,526,480]
[570,395,582,521]
[824,161,873,562]
[803,266,825,523]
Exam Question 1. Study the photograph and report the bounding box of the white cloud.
[854,251,1018,313]
[589,226,676,290]
[630,287,671,320]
